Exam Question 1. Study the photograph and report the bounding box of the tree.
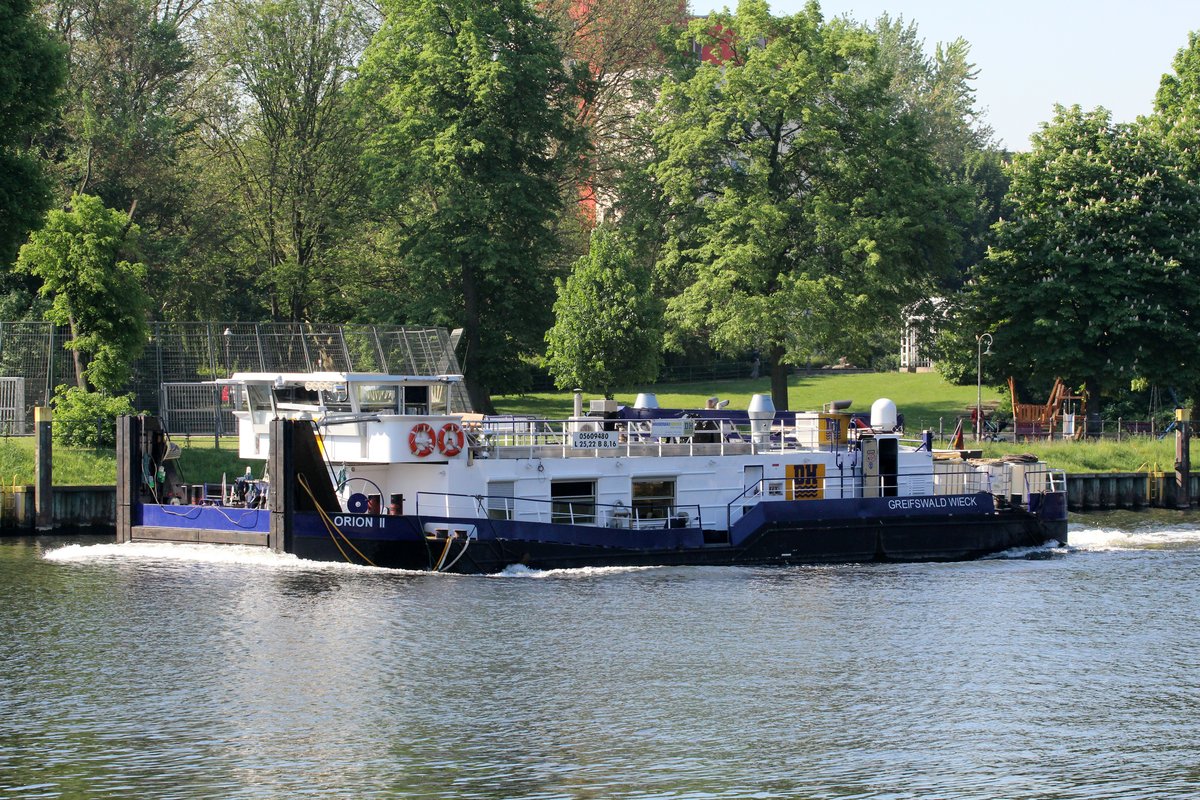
[0,0,65,264]
[959,106,1200,417]
[1153,30,1200,152]
[357,0,586,412]
[650,0,964,409]
[16,194,150,393]
[544,226,661,397]
[1149,30,1200,406]
[869,15,1006,375]
[43,0,194,216]
[869,16,1005,277]
[540,0,683,222]
[197,0,369,321]
[870,15,993,170]
[36,0,243,324]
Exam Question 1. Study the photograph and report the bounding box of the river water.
[2,512,1198,800]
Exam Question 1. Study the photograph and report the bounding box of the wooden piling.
[35,407,52,530]
[268,418,292,553]
[115,415,138,543]
[1175,409,1191,509]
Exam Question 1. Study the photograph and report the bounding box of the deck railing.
[414,491,703,530]
[724,463,1068,528]
[469,416,878,458]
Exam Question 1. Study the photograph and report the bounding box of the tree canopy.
[544,226,661,397]
[17,193,149,393]
[199,0,369,321]
[0,0,65,264]
[650,0,966,409]
[9,0,1200,418]
[356,0,586,411]
[957,105,1200,413]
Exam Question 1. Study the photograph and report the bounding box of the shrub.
[50,385,137,448]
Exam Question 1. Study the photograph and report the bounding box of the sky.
[691,0,1198,151]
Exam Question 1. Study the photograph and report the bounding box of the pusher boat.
[116,371,1068,572]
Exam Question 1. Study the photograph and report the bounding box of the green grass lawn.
[978,437,1177,474]
[0,435,253,487]
[495,370,996,432]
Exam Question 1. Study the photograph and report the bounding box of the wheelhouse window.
[403,385,429,415]
[225,384,247,412]
[246,384,272,415]
[430,382,447,413]
[551,480,595,525]
[357,384,399,413]
[320,383,351,412]
[272,384,320,407]
[633,479,676,523]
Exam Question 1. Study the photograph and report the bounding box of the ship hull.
[287,499,1068,574]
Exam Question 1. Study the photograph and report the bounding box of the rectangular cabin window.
[430,383,447,413]
[357,384,399,413]
[273,384,320,408]
[551,480,595,525]
[487,481,515,520]
[247,385,272,413]
[633,479,675,522]
[320,384,351,413]
[225,384,247,412]
[403,385,429,415]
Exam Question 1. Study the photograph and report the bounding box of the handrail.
[466,415,881,458]
[1022,466,1067,496]
[723,462,1067,529]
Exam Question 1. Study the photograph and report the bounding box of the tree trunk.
[459,257,495,414]
[69,315,87,390]
[1084,377,1102,438]
[768,344,789,411]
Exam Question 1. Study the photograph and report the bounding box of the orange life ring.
[438,422,465,457]
[408,423,436,457]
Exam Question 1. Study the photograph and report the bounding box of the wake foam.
[982,541,1068,560]
[40,541,418,575]
[490,563,663,579]
[44,541,304,567]
[1067,522,1200,552]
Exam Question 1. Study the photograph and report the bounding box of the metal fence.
[0,377,25,435]
[0,322,469,433]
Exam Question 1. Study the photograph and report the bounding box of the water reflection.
[2,520,1199,799]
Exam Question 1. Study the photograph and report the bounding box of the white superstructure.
[222,372,1058,532]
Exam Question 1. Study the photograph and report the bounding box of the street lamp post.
[976,333,993,442]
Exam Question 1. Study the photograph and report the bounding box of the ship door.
[879,437,899,497]
[741,465,764,519]
[861,438,899,497]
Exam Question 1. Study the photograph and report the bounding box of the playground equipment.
[1008,377,1087,440]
